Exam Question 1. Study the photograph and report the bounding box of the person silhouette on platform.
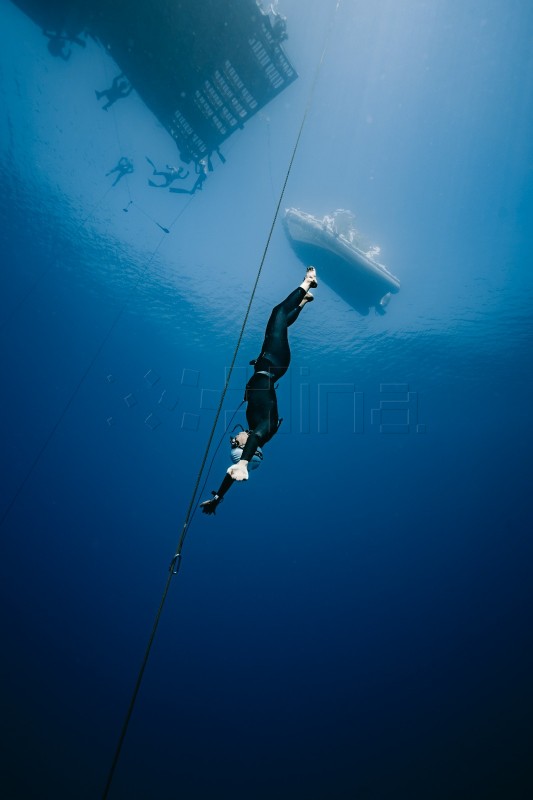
[169,159,207,195]
[106,157,133,186]
[146,157,189,188]
[43,29,86,60]
[96,74,132,111]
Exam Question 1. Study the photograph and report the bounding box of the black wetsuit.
[240,285,306,462]
[207,285,306,506]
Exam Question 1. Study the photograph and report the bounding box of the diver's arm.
[240,430,262,463]
[227,429,263,482]
[200,472,234,515]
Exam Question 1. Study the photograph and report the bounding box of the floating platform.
[13,0,297,166]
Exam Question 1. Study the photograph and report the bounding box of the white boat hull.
[283,208,400,293]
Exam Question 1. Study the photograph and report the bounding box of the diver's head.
[229,430,263,470]
[230,430,249,449]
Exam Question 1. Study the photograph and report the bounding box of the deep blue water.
[1,1,532,798]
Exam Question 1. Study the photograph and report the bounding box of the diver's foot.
[299,291,314,307]
[306,266,318,288]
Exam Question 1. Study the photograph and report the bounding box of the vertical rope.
[102,3,342,796]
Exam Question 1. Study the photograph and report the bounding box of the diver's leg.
[301,266,317,290]
[286,308,301,327]
[263,289,304,348]
[259,268,317,371]
[286,293,314,327]
[287,284,315,325]
[266,267,317,335]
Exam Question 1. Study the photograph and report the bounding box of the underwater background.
[1,0,532,798]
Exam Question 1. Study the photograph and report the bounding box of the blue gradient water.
[1,1,532,798]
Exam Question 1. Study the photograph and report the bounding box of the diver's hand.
[227,462,249,481]
[200,493,222,515]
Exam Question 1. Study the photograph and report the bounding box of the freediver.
[95,74,132,111]
[43,29,86,60]
[270,13,288,42]
[169,159,207,195]
[145,157,189,188]
[200,267,318,515]
[106,156,133,186]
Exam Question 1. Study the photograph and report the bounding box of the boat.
[283,208,400,314]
